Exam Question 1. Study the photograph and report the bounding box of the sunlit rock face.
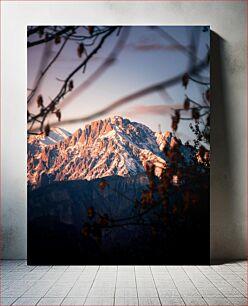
[27,116,194,189]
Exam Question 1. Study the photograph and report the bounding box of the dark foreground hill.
[28,173,209,265]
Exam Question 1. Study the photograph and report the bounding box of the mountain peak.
[79,116,132,142]
[28,117,167,188]
[28,117,194,189]
[86,116,129,128]
[109,115,129,124]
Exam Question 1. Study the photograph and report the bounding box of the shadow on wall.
[210,31,245,263]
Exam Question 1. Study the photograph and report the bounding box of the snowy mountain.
[27,116,194,189]
[28,127,71,145]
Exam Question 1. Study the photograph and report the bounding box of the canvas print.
[27,26,210,264]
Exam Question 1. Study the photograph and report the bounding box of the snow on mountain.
[28,127,72,146]
[27,116,194,189]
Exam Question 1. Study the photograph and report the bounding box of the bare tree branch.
[27,26,77,48]
[27,35,71,105]
[60,27,131,110]
[150,26,199,61]
[31,53,209,130]
[28,27,119,132]
[27,26,41,37]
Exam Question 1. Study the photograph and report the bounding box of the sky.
[27,26,210,143]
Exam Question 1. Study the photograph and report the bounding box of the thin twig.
[31,53,209,130]
[27,26,77,48]
[28,27,118,132]
[150,26,199,61]
[27,36,70,105]
[59,27,130,111]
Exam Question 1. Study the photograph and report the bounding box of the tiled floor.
[0,261,247,306]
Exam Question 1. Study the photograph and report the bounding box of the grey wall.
[1,1,247,260]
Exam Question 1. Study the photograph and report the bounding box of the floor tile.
[182,297,207,305]
[12,297,40,305]
[118,266,134,272]
[116,280,136,287]
[204,297,232,305]
[88,287,115,298]
[85,297,114,305]
[61,297,86,305]
[66,266,85,272]
[138,297,161,305]
[178,289,201,297]
[22,281,54,297]
[115,297,138,305]
[160,297,185,305]
[115,287,137,298]
[44,284,72,297]
[136,279,155,287]
[37,297,64,305]
[217,286,244,297]
[157,288,180,297]
[137,287,158,297]
[67,285,91,297]
[0,297,18,306]
[228,297,248,305]
[197,287,224,297]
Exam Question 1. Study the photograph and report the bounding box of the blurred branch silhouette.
[28,26,120,134]
[46,55,209,128]
[27,25,210,145]
[28,34,72,105]
[58,27,131,111]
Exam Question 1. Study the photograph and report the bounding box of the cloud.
[127,43,192,52]
[125,104,182,116]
